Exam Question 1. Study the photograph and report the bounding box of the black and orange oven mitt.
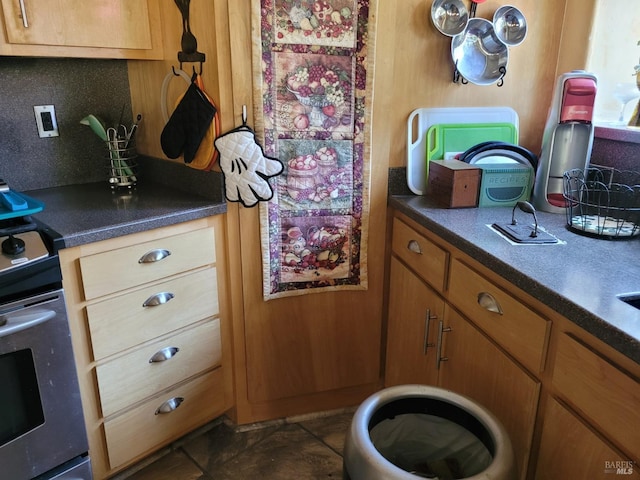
[161,73,217,168]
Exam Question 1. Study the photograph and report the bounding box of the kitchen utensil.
[431,0,469,36]
[80,114,108,141]
[451,18,509,86]
[0,190,27,211]
[0,190,44,220]
[425,123,518,184]
[117,114,143,149]
[406,107,519,195]
[532,71,597,213]
[427,123,518,162]
[459,142,538,170]
[493,5,527,47]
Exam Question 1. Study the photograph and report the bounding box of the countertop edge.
[26,183,227,248]
[57,203,227,248]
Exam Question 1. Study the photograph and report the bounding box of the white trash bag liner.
[369,413,493,479]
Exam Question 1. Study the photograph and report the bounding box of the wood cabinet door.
[385,257,444,387]
[535,397,639,479]
[439,307,541,480]
[0,0,154,50]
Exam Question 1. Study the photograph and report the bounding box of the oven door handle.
[0,309,56,338]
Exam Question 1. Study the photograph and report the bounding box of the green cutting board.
[426,122,518,178]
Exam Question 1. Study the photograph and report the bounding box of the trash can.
[343,385,516,480]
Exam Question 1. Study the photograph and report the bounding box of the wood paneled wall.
[128,0,585,425]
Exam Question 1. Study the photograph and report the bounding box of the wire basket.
[106,139,138,189]
[563,167,640,239]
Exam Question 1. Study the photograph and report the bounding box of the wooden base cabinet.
[440,307,540,480]
[387,210,640,479]
[535,397,639,479]
[385,256,443,386]
[60,217,232,479]
[386,214,547,480]
[535,330,640,478]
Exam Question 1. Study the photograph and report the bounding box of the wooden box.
[428,160,481,208]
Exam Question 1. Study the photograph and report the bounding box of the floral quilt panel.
[256,0,374,300]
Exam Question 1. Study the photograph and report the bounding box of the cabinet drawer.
[87,267,219,360]
[448,258,550,373]
[104,368,225,470]
[552,333,640,460]
[80,227,216,300]
[96,319,221,417]
[392,218,448,292]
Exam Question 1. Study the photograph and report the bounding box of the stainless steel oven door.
[0,289,89,480]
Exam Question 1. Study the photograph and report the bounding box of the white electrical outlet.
[34,105,59,138]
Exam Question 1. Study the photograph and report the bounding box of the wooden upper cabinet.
[0,0,163,58]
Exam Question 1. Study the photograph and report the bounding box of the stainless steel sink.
[618,293,640,310]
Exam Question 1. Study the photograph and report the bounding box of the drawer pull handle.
[18,0,29,28]
[477,292,503,315]
[143,292,175,307]
[423,309,436,354]
[149,346,179,363]
[407,240,422,254]
[138,249,171,264]
[436,321,452,370]
[155,396,184,415]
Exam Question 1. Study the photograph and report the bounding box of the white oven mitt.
[214,125,283,207]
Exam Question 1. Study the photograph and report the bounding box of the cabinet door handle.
[138,249,171,263]
[149,346,179,363]
[142,292,175,307]
[423,309,436,354]
[436,320,452,370]
[155,396,184,415]
[477,292,503,315]
[407,239,422,254]
[18,0,29,28]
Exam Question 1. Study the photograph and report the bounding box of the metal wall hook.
[497,66,507,87]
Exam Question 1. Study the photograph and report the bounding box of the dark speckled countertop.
[389,194,640,365]
[26,182,227,248]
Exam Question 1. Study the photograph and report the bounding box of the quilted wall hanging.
[254,0,375,300]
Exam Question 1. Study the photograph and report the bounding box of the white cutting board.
[406,107,519,195]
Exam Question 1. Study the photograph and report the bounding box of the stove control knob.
[2,235,26,255]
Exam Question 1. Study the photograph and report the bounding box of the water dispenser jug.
[532,70,597,213]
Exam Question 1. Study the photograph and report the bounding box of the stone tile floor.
[116,409,354,480]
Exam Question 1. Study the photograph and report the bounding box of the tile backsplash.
[0,57,133,191]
